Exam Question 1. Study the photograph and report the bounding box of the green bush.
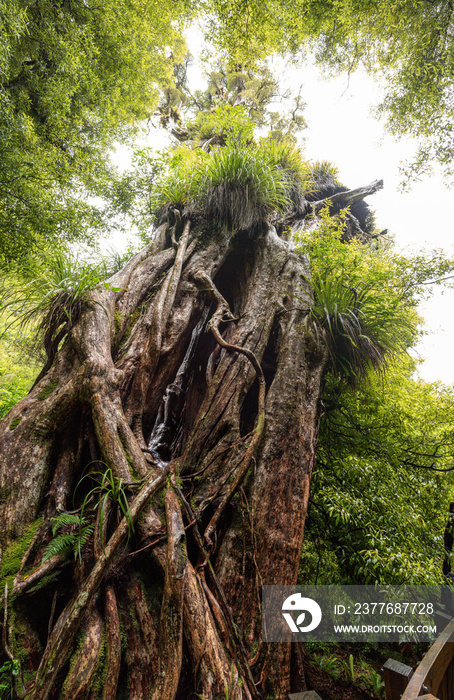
[301,357,454,584]
[0,325,39,419]
[295,207,417,383]
[0,246,125,373]
[296,211,454,584]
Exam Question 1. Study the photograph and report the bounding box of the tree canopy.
[4,0,454,267]
[0,0,190,263]
[206,0,454,180]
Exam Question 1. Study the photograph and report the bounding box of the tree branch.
[311,179,384,214]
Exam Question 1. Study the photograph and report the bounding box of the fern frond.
[42,533,77,562]
[50,513,82,536]
[73,524,94,560]
[44,514,94,562]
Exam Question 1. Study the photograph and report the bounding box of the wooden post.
[383,659,414,700]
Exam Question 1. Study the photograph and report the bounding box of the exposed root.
[89,389,134,482]
[2,585,14,662]
[93,498,111,560]
[151,489,187,700]
[102,585,121,700]
[121,579,157,699]
[201,573,234,656]
[193,270,265,406]
[173,482,258,698]
[30,469,168,700]
[239,487,263,651]
[14,522,46,583]
[12,553,66,598]
[47,589,58,640]
[126,219,192,442]
[169,208,182,249]
[184,562,251,700]
[62,602,103,699]
[46,421,82,513]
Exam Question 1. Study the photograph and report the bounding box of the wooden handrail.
[401,617,454,700]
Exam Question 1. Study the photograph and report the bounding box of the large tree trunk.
[0,184,378,699]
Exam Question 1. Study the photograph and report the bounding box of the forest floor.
[302,641,428,700]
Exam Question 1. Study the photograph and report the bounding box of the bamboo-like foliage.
[152,142,300,229]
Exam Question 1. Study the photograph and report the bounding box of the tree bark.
[0,189,375,698]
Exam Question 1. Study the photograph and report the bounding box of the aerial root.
[102,585,121,700]
[151,489,187,700]
[191,270,266,550]
[62,602,103,700]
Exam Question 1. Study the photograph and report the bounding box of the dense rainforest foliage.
[1,1,454,699]
[0,0,190,263]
